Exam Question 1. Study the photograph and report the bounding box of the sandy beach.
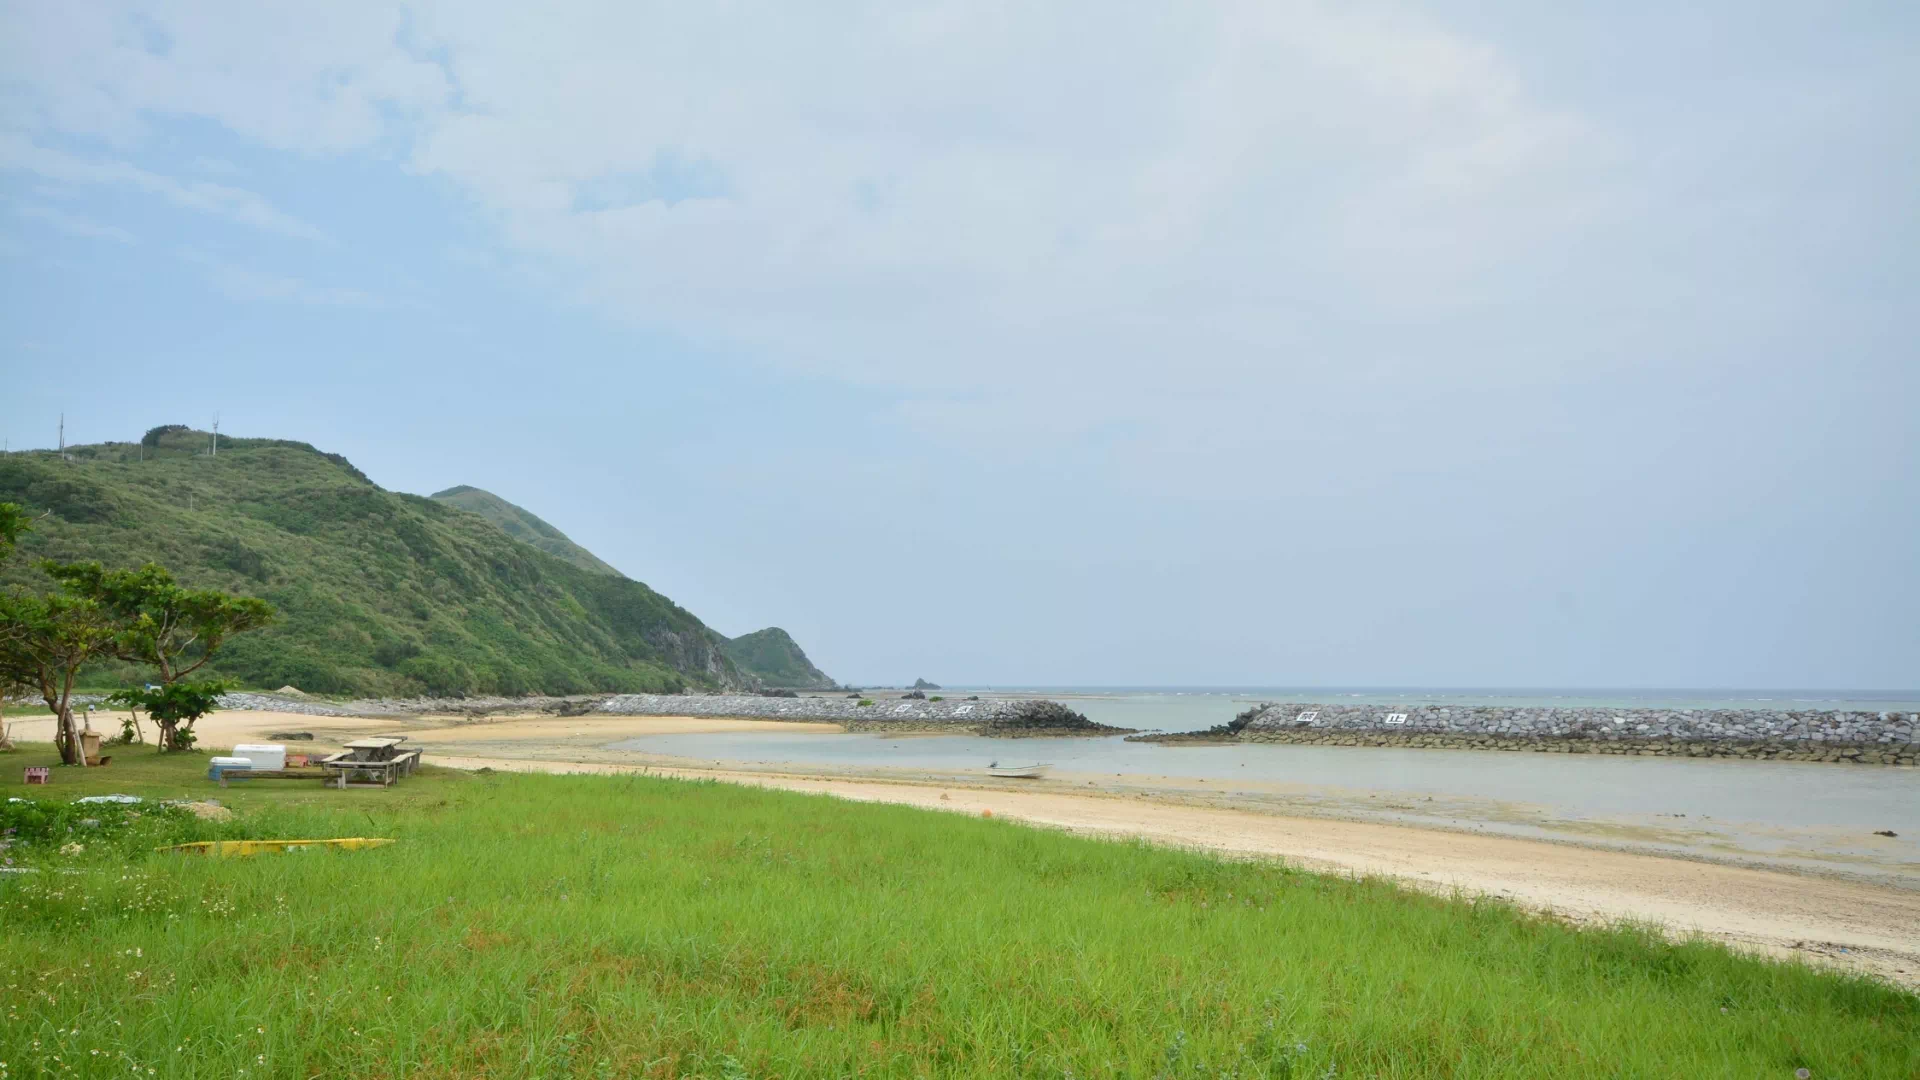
[12,706,1919,988]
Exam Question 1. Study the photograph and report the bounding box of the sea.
[606,687,1920,882]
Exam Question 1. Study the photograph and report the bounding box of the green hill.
[428,485,625,578]
[427,484,836,690]
[0,428,744,696]
[722,627,836,689]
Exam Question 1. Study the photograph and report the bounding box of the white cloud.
[178,247,385,307]
[15,0,1846,485]
[14,203,136,243]
[0,136,325,240]
[389,2,1612,409]
[0,2,450,152]
[1,4,1604,400]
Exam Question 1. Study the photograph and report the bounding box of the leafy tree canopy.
[105,680,229,751]
[0,501,29,563]
[44,561,275,684]
[0,586,121,763]
[140,424,191,448]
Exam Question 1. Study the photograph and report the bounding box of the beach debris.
[269,731,315,741]
[1873,830,1897,837]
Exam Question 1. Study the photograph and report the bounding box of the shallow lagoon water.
[606,726,1919,884]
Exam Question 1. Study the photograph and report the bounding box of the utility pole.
[59,414,66,461]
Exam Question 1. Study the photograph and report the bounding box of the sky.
[1,2,1915,689]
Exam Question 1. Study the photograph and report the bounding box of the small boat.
[986,763,1052,779]
[157,838,396,857]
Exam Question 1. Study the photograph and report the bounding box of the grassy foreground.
[1,747,1913,1079]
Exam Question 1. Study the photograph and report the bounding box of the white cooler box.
[231,744,287,771]
[207,756,253,781]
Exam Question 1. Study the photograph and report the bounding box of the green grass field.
[2,745,1913,1078]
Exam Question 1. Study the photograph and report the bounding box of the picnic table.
[320,737,423,789]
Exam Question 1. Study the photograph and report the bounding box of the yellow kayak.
[158,838,396,856]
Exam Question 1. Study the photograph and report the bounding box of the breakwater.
[596,694,1127,736]
[212,691,1126,737]
[1131,702,1919,765]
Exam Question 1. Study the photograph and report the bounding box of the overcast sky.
[2,2,1914,688]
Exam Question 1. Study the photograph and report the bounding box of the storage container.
[231,744,287,771]
[208,756,254,781]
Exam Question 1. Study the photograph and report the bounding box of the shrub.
[141,424,191,448]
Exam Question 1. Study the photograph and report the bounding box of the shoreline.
[426,751,1920,990]
[10,707,1917,988]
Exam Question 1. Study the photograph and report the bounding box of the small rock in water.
[1873,829,1897,837]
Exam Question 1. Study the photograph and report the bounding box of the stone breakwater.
[209,692,1127,737]
[595,694,1128,736]
[1131,702,1919,765]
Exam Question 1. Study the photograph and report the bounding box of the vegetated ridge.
[428,484,836,689]
[721,627,836,689]
[427,484,626,577]
[0,428,747,697]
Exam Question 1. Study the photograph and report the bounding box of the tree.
[0,502,29,563]
[0,591,119,764]
[44,562,274,751]
[0,502,33,750]
[105,682,227,752]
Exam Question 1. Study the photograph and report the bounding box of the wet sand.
[17,708,1919,988]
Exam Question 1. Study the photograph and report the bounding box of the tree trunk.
[56,705,82,766]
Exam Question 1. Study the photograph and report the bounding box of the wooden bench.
[214,769,328,789]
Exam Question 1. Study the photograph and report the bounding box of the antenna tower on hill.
[211,413,220,458]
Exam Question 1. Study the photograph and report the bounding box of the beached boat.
[157,838,396,857]
[986,763,1052,779]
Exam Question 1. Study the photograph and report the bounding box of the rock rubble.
[1132,702,1918,765]
[207,691,1127,737]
